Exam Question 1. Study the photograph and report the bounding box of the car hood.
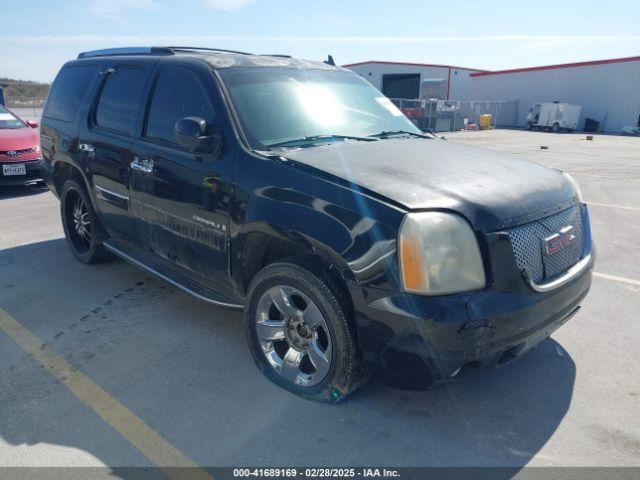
[0,126,39,151]
[280,138,577,231]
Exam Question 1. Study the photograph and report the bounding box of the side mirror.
[26,120,39,128]
[175,117,222,157]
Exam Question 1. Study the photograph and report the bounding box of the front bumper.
[0,159,45,186]
[352,205,594,388]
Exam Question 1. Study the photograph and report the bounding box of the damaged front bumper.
[351,243,594,388]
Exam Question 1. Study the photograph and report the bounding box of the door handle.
[78,143,95,153]
[131,156,154,174]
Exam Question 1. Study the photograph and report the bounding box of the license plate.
[2,163,27,176]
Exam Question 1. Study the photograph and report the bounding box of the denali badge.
[193,214,227,232]
[543,225,576,255]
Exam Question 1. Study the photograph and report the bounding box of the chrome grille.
[506,204,584,283]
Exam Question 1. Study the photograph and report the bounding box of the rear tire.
[60,179,112,264]
[244,259,368,403]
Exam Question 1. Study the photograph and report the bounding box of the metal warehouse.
[344,60,482,101]
[345,56,640,133]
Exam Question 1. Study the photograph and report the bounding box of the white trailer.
[525,102,582,132]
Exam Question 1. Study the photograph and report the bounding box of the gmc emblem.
[543,226,576,255]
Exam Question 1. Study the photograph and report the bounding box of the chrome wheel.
[255,285,332,387]
[64,190,92,254]
[72,197,91,245]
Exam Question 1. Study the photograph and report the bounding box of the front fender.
[233,177,404,291]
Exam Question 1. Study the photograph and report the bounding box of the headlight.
[563,172,583,201]
[399,212,485,295]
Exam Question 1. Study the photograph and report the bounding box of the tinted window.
[95,67,147,135]
[145,69,214,145]
[44,65,99,122]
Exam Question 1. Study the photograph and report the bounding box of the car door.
[82,63,152,242]
[129,65,233,286]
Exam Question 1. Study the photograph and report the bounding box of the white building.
[470,56,640,133]
[343,60,483,101]
[345,56,640,133]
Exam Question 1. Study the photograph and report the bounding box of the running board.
[103,238,244,309]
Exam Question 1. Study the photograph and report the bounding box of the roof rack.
[78,47,174,59]
[77,46,255,60]
[164,46,254,56]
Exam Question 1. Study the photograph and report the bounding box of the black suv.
[41,47,594,402]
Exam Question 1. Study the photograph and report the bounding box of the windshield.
[219,68,422,149]
[0,105,26,129]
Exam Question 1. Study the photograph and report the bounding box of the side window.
[145,69,215,146]
[44,65,99,122]
[95,67,147,135]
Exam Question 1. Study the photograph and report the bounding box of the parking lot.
[1,129,639,475]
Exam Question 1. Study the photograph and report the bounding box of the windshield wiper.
[266,134,377,148]
[368,130,431,139]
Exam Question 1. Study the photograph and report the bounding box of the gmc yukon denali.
[40,47,594,402]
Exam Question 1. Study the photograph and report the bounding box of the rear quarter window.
[44,65,99,122]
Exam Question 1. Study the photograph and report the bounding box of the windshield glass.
[0,105,25,129]
[219,68,422,149]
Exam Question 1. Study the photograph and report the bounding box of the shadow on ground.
[0,183,48,200]
[0,239,576,478]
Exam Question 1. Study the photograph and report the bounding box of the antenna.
[325,55,336,66]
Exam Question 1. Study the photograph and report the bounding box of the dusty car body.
[41,47,593,401]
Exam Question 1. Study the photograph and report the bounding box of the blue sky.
[3,0,640,81]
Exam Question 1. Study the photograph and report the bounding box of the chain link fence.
[390,98,520,132]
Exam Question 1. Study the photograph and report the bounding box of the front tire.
[60,179,112,264]
[245,259,367,403]
[552,122,560,133]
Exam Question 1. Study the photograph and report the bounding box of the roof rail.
[164,46,254,56]
[261,54,292,58]
[77,46,258,60]
[78,47,174,59]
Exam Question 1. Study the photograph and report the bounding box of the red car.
[0,105,43,186]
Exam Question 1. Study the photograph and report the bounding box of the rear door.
[129,65,234,285]
[81,63,151,242]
